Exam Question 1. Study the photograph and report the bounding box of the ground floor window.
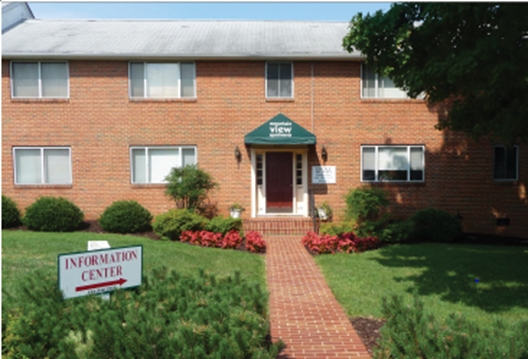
[361,145,424,182]
[494,145,518,181]
[130,146,197,184]
[13,147,72,185]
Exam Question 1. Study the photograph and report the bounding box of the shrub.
[374,294,528,359]
[152,209,207,241]
[205,215,242,235]
[319,221,355,236]
[222,230,244,249]
[22,196,83,232]
[98,200,152,233]
[164,165,218,213]
[379,220,414,243]
[2,195,22,228]
[245,231,267,253]
[408,207,462,242]
[345,187,389,223]
[2,269,282,359]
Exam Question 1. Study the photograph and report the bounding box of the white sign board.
[58,245,142,299]
[312,166,336,184]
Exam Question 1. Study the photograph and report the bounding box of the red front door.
[266,152,293,212]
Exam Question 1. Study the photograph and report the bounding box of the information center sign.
[58,245,143,299]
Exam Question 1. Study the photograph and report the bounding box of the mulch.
[350,317,387,354]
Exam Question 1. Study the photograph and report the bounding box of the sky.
[26,1,393,22]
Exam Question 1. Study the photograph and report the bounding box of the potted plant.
[317,202,333,221]
[229,203,245,218]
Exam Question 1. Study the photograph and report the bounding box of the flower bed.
[302,231,379,255]
[181,229,267,253]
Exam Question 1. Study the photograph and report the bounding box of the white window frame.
[493,145,519,181]
[128,62,196,99]
[361,145,425,182]
[130,146,198,184]
[10,61,70,99]
[265,62,294,98]
[360,63,408,99]
[13,147,72,185]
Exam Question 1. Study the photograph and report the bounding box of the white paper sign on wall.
[312,166,336,184]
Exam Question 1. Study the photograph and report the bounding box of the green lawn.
[316,242,528,329]
[2,230,266,304]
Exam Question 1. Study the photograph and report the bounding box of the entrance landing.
[266,235,371,359]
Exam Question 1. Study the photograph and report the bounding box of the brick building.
[2,6,526,238]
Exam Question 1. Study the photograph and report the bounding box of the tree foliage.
[343,3,528,143]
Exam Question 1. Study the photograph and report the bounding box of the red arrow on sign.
[75,278,127,292]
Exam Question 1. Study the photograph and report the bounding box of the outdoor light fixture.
[235,146,242,162]
[321,146,328,162]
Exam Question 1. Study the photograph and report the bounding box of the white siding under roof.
[2,19,362,60]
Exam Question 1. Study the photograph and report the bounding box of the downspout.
[311,61,315,133]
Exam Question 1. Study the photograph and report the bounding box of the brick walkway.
[266,235,371,359]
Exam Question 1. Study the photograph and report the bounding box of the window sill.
[14,184,73,189]
[360,98,424,104]
[363,181,426,186]
[266,98,294,103]
[11,98,70,103]
[493,179,519,185]
[131,184,167,189]
[129,98,197,103]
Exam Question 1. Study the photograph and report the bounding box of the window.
[362,145,424,182]
[361,64,407,99]
[266,62,293,98]
[129,62,195,98]
[494,145,518,181]
[131,146,197,184]
[11,62,68,98]
[13,147,72,185]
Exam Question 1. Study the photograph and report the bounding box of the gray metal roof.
[2,19,362,60]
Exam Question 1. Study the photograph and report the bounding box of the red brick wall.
[2,59,527,237]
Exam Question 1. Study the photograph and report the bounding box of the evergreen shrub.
[374,294,528,359]
[2,195,22,228]
[205,216,242,235]
[2,268,282,359]
[152,209,208,240]
[98,200,153,233]
[344,188,390,237]
[409,207,462,242]
[22,196,84,232]
[379,220,414,243]
[319,221,355,236]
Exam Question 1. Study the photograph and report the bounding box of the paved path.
[266,235,371,359]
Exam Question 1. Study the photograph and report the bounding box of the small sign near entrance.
[58,245,142,299]
[312,166,336,184]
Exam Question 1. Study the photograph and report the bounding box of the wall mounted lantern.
[235,146,242,163]
[321,145,328,162]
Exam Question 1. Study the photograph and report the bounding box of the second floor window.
[129,62,195,98]
[266,62,293,98]
[11,62,69,98]
[361,64,407,99]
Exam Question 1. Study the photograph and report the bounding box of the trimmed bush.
[98,200,153,233]
[409,207,462,242]
[2,195,22,228]
[205,215,242,235]
[374,294,528,359]
[345,187,389,223]
[152,209,208,241]
[22,196,83,232]
[319,221,355,236]
[165,165,218,213]
[379,220,414,243]
[2,268,282,359]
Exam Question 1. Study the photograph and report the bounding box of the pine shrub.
[2,195,22,228]
[205,216,242,235]
[22,196,84,232]
[2,268,282,359]
[98,200,153,233]
[409,207,462,242]
[374,294,528,359]
[152,209,208,240]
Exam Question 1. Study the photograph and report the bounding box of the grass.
[2,230,266,306]
[316,242,528,329]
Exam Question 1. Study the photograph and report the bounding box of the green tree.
[164,165,218,213]
[343,3,528,143]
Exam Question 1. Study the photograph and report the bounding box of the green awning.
[244,114,316,145]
